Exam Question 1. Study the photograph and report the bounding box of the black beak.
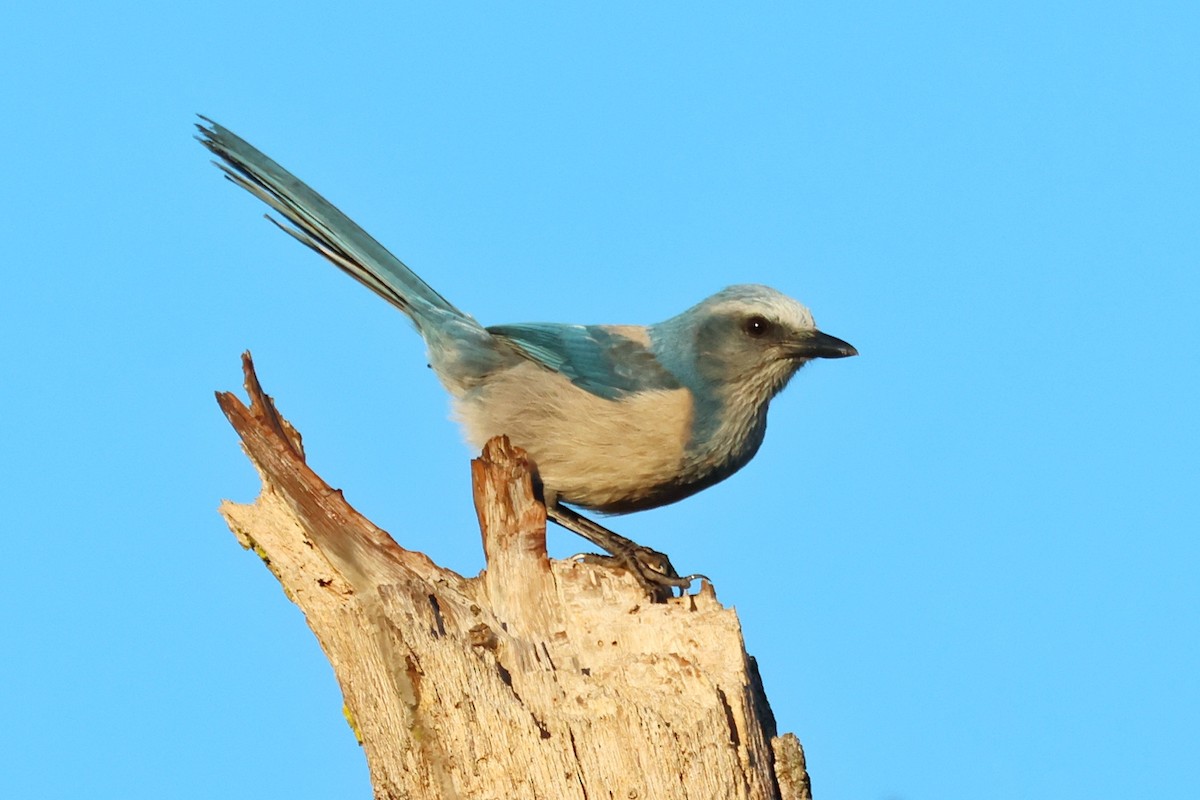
[789,330,858,359]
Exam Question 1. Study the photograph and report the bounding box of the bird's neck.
[683,382,766,481]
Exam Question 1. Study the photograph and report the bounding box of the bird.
[198,116,857,599]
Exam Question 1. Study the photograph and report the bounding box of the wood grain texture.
[216,352,811,800]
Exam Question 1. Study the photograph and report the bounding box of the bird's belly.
[453,364,696,512]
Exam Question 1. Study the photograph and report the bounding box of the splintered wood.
[216,352,812,800]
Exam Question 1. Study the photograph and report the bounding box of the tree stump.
[215,352,812,800]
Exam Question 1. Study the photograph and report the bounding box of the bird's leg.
[545,502,706,601]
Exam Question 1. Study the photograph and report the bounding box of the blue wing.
[487,323,682,400]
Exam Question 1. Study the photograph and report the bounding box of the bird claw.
[548,504,706,601]
[569,548,706,601]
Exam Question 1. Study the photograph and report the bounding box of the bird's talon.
[569,551,605,564]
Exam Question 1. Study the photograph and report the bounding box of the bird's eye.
[743,315,772,338]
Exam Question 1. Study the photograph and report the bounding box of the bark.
[215,352,812,800]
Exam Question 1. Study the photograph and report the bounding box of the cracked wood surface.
[216,352,812,800]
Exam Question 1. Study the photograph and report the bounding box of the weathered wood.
[216,352,812,800]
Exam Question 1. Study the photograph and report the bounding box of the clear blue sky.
[2,3,1196,799]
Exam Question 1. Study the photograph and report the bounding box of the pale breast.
[452,361,694,511]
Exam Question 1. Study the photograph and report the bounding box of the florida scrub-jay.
[198,118,857,597]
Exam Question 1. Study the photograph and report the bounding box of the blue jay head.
[676,284,857,402]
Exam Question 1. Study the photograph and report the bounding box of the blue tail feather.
[196,116,461,325]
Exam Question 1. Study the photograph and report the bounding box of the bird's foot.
[571,547,709,602]
[549,502,708,602]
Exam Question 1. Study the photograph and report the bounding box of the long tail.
[197,116,462,325]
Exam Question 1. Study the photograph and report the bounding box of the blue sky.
[2,3,1196,798]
